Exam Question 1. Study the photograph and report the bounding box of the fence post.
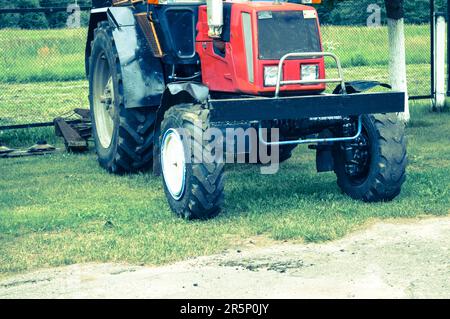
[447,1,450,97]
[433,12,446,110]
[431,0,435,100]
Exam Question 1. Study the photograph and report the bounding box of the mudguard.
[333,81,392,95]
[158,82,209,128]
[86,7,165,109]
[162,82,209,105]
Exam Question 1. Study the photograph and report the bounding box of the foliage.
[0,0,91,29]
[0,25,431,85]
[40,0,91,28]
[304,0,447,25]
[0,0,447,29]
[0,0,48,29]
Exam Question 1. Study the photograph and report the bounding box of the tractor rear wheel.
[160,104,225,219]
[89,21,155,174]
[333,114,407,202]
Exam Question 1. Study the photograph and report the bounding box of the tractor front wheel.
[333,114,407,202]
[160,104,225,219]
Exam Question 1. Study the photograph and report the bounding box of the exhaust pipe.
[207,0,223,38]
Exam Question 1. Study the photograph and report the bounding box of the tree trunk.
[387,18,410,122]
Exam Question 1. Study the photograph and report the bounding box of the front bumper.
[208,91,405,123]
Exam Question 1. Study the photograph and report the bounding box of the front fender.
[86,6,165,109]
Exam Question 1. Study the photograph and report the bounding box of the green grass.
[0,80,88,125]
[0,63,434,126]
[321,24,432,67]
[0,28,87,83]
[0,24,438,125]
[0,25,432,84]
[0,102,449,277]
[0,24,447,277]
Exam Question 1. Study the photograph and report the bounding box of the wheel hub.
[101,78,115,118]
[94,73,115,149]
[344,133,370,179]
[161,129,187,201]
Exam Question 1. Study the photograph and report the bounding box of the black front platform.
[208,92,405,122]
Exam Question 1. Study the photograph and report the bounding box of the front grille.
[257,11,321,60]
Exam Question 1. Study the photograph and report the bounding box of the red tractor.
[86,0,407,219]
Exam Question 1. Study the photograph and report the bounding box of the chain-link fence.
[0,2,444,129]
[0,6,90,129]
[321,23,433,98]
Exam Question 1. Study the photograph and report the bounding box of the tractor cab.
[196,1,327,95]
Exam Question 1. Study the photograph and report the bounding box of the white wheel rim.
[161,129,186,201]
[92,50,115,149]
[94,76,115,148]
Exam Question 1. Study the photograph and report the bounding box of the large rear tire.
[333,114,407,202]
[160,104,225,219]
[89,21,155,174]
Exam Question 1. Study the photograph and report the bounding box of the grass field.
[0,102,449,277]
[0,81,88,125]
[0,24,448,278]
[0,24,436,126]
[0,25,432,83]
[0,63,433,125]
[0,28,87,83]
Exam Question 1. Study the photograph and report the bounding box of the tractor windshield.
[257,10,321,60]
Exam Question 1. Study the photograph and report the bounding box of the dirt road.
[1,217,449,299]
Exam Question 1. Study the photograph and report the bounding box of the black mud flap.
[316,145,335,173]
[166,82,209,103]
[333,81,392,95]
[108,7,165,109]
[310,130,335,173]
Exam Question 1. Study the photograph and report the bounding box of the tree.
[40,0,91,28]
[385,0,409,122]
[0,0,20,28]
[328,0,386,26]
[0,0,49,29]
[41,0,73,28]
[315,0,445,25]
[17,0,49,29]
[0,0,92,29]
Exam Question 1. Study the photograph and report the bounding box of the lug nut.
[100,95,112,104]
